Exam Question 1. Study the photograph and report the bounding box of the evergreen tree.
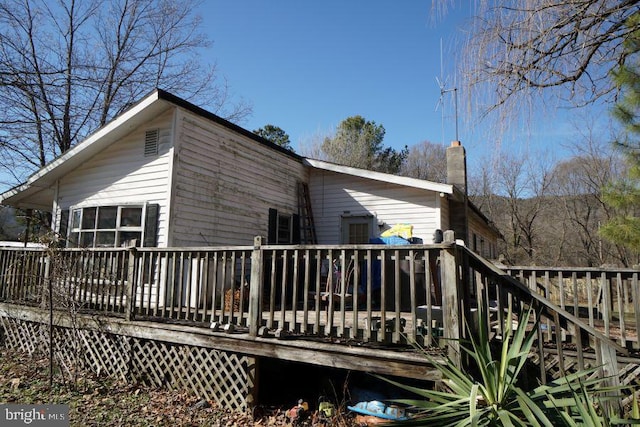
[601,13,640,254]
[320,115,407,174]
[253,125,293,151]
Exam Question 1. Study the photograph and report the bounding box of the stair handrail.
[462,246,628,356]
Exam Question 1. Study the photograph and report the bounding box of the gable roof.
[0,89,497,240]
[303,158,454,194]
[304,158,500,240]
[0,89,301,210]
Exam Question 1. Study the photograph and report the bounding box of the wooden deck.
[0,302,443,381]
[1,232,639,388]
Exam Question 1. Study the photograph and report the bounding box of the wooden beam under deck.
[0,303,442,381]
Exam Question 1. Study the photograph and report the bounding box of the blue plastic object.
[347,400,408,420]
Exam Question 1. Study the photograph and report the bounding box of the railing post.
[596,271,622,416]
[249,236,264,337]
[125,247,137,321]
[598,340,622,417]
[601,272,611,337]
[43,249,52,308]
[441,230,462,368]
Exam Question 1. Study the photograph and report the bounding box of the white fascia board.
[303,158,454,194]
[27,90,162,183]
[0,90,166,206]
[0,183,28,202]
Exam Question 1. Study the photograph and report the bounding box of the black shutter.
[268,208,277,244]
[143,204,159,247]
[58,209,70,247]
[292,214,301,244]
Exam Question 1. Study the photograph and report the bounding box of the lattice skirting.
[0,316,251,411]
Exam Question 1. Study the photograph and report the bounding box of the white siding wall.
[170,109,307,246]
[56,110,174,247]
[309,169,440,244]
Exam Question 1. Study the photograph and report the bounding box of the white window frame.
[68,204,146,248]
[341,214,374,244]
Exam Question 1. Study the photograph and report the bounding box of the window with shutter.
[267,208,296,244]
[67,204,157,248]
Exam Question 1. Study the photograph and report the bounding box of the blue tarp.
[359,236,410,293]
[369,236,410,245]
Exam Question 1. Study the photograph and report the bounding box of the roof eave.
[0,89,171,210]
[304,158,454,194]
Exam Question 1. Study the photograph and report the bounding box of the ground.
[0,348,364,426]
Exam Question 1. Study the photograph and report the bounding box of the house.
[0,89,499,258]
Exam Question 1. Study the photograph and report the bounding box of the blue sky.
[196,1,615,172]
[198,2,477,154]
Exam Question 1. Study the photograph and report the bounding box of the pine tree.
[320,116,407,174]
[601,13,640,254]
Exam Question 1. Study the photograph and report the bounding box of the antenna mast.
[436,38,459,142]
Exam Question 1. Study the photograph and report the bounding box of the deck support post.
[441,230,462,368]
[124,246,137,321]
[246,356,260,410]
[249,236,264,338]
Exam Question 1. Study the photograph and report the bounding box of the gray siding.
[309,169,440,244]
[469,211,499,259]
[170,109,306,246]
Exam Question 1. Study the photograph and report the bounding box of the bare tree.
[468,154,500,224]
[549,122,631,265]
[551,158,608,266]
[399,140,448,182]
[470,130,636,266]
[473,150,555,265]
[0,0,251,186]
[298,131,328,161]
[453,0,639,112]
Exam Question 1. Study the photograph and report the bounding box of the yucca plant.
[380,303,618,426]
[551,382,613,427]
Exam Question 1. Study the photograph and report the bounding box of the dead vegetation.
[0,348,364,426]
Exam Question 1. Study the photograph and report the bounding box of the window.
[277,214,292,244]
[348,223,369,244]
[268,208,300,244]
[68,205,148,248]
[341,215,372,244]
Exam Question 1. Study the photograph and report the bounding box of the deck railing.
[0,233,632,381]
[0,247,133,315]
[246,236,446,346]
[463,248,629,385]
[504,266,640,350]
[0,239,448,348]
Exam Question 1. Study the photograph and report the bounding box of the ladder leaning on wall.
[297,181,317,244]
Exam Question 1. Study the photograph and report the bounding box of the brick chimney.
[446,141,468,243]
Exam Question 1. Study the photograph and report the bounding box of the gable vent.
[144,129,159,157]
